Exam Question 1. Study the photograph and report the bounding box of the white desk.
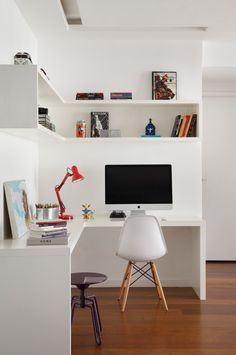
[0,216,205,355]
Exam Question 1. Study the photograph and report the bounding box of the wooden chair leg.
[118,262,131,301]
[150,262,162,300]
[121,262,133,312]
[152,263,168,311]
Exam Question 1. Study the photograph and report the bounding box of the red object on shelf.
[55,165,84,220]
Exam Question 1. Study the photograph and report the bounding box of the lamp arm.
[55,171,72,216]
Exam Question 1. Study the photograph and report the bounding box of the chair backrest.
[116,215,167,262]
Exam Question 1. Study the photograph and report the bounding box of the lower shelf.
[0,126,200,143]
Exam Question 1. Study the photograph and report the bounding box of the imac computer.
[105,164,173,217]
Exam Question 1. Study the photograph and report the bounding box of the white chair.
[116,215,168,312]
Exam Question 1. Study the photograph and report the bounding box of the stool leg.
[87,295,102,332]
[86,302,102,345]
[71,296,79,323]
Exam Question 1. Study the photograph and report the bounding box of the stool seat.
[71,272,107,345]
[71,272,107,288]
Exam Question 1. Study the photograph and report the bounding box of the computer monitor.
[105,164,173,215]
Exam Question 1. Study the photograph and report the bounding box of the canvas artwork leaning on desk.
[4,179,30,239]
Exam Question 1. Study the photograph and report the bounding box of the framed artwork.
[4,180,30,239]
[91,112,109,137]
[152,71,177,100]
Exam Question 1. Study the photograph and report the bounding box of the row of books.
[38,114,56,132]
[171,114,197,137]
[27,220,68,246]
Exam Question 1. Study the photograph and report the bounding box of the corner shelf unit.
[0,65,202,143]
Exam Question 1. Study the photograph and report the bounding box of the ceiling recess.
[60,0,82,25]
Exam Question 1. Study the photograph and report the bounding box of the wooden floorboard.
[71,262,236,355]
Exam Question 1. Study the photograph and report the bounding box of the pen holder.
[36,207,59,220]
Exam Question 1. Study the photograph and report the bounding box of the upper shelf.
[64,99,200,107]
[38,68,200,107]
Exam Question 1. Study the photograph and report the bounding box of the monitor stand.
[131,210,146,216]
[109,210,126,220]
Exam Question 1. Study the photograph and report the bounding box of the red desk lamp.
[55,165,84,219]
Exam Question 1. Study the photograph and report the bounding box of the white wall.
[0,0,38,239]
[39,141,202,218]
[0,133,38,239]
[202,96,236,260]
[37,38,203,275]
[38,38,202,100]
[203,41,236,67]
[0,0,37,64]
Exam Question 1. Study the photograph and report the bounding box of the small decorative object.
[82,204,94,220]
[91,112,109,137]
[35,203,59,220]
[55,165,84,220]
[14,52,32,65]
[145,118,156,136]
[4,180,30,239]
[152,71,177,100]
[75,93,104,100]
[110,92,132,100]
[76,120,86,138]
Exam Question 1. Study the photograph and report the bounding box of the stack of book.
[110,92,132,100]
[76,92,104,100]
[27,220,69,246]
[171,114,197,137]
[38,107,56,132]
[38,114,51,129]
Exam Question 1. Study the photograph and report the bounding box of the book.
[110,92,132,99]
[35,220,67,227]
[91,112,109,137]
[171,115,182,137]
[178,115,187,137]
[75,93,104,100]
[183,114,193,137]
[30,229,68,238]
[181,115,192,137]
[187,114,197,137]
[27,236,69,246]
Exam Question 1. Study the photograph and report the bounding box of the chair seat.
[71,272,107,288]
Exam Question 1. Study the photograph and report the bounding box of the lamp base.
[59,214,73,220]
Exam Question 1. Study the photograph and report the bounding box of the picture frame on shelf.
[4,180,31,239]
[91,112,109,137]
[152,71,177,100]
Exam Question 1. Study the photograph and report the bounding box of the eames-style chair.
[116,215,168,312]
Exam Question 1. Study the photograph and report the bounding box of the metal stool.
[71,272,107,345]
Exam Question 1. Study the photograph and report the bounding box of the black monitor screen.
[105,165,172,205]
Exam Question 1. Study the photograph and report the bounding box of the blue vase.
[145,119,156,136]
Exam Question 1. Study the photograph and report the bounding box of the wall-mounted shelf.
[0,65,201,141]
[65,99,200,107]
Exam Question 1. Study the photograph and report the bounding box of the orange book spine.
[182,115,192,137]
[178,115,187,137]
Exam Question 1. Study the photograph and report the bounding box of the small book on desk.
[27,235,69,246]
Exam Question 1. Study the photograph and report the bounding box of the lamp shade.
[71,165,84,182]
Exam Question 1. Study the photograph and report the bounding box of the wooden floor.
[71,262,236,355]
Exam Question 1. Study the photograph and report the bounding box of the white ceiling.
[14,0,236,41]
